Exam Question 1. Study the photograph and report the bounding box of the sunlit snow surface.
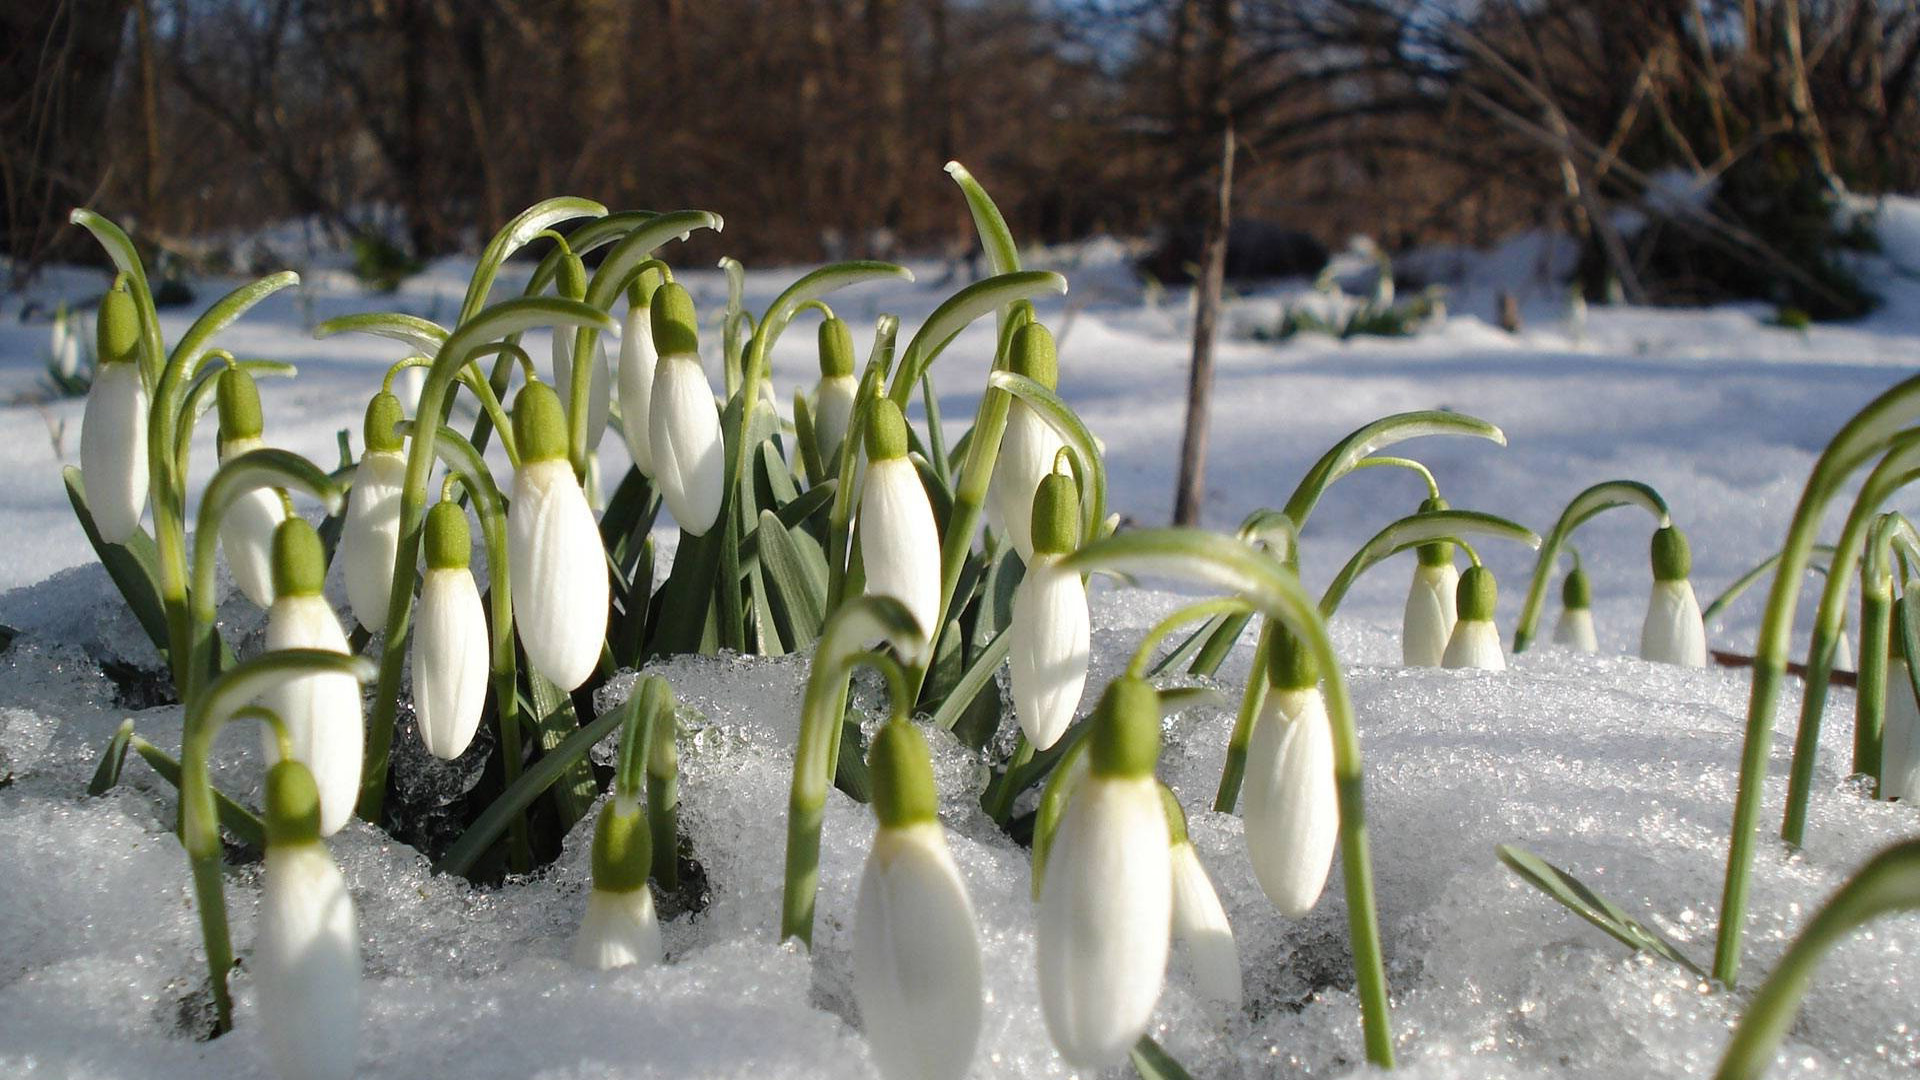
[4,211,1920,1076]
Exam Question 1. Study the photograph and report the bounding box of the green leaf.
[68,209,164,386]
[1283,410,1507,528]
[987,371,1107,541]
[1496,844,1705,976]
[172,272,301,374]
[88,719,138,796]
[890,271,1067,406]
[526,670,597,829]
[128,736,267,849]
[1130,1035,1199,1080]
[758,510,827,649]
[930,626,1009,732]
[63,467,172,661]
[945,161,1021,277]
[1513,480,1671,653]
[461,197,608,323]
[1702,543,1838,624]
[311,311,449,355]
[1320,509,1541,615]
[739,481,838,573]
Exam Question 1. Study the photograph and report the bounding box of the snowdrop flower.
[1162,787,1241,1010]
[1552,564,1598,652]
[615,274,663,477]
[508,381,608,692]
[1243,630,1337,917]
[1037,676,1171,1069]
[987,323,1067,561]
[217,366,287,608]
[412,500,488,760]
[49,301,81,380]
[262,518,363,837]
[860,398,940,667]
[553,247,612,452]
[1640,526,1707,667]
[1009,473,1089,750]
[1881,602,1920,800]
[255,760,360,1080]
[336,393,406,631]
[853,720,983,1080]
[571,793,662,970]
[79,283,147,543]
[813,316,859,468]
[1401,497,1457,666]
[648,283,724,535]
[1442,565,1506,670]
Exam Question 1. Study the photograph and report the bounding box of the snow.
[3,208,1920,1078]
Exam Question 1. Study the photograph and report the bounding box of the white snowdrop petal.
[1037,774,1171,1069]
[508,458,609,691]
[412,568,490,760]
[1170,840,1242,1010]
[649,355,725,535]
[553,329,613,452]
[79,360,149,543]
[854,824,983,1080]
[218,436,287,609]
[255,843,360,1080]
[1242,688,1339,918]
[987,401,1065,560]
[1442,618,1507,671]
[570,886,663,971]
[859,457,941,664]
[264,595,363,837]
[1402,562,1457,667]
[616,305,658,475]
[1554,606,1599,652]
[1009,555,1090,750]
[337,450,407,631]
[1640,580,1707,667]
[813,374,858,466]
[1882,658,1920,800]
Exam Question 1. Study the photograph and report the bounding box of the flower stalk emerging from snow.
[79,280,148,543]
[853,719,983,1080]
[1553,562,1598,652]
[1037,676,1172,1069]
[988,322,1067,561]
[648,282,725,535]
[263,518,364,837]
[1442,564,1505,670]
[1402,496,1458,666]
[1640,526,1707,667]
[507,381,609,691]
[1009,473,1090,750]
[255,759,361,1080]
[859,398,941,668]
[1243,628,1339,917]
[215,367,287,608]
[1162,786,1242,1010]
[413,499,488,760]
[337,393,407,630]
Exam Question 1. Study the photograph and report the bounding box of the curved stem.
[826,323,899,609]
[1701,544,1838,625]
[1319,509,1539,616]
[1513,480,1670,654]
[1129,598,1256,678]
[1350,454,1440,500]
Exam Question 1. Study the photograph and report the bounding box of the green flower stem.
[123,734,268,849]
[1214,619,1274,813]
[325,298,615,824]
[1350,454,1441,499]
[1712,839,1920,1080]
[1060,529,1395,1067]
[781,597,920,947]
[1854,568,1893,792]
[643,678,682,889]
[457,198,608,326]
[885,272,1065,410]
[174,359,296,485]
[1128,598,1257,678]
[1148,509,1298,678]
[179,650,374,1032]
[826,322,899,609]
[1512,481,1670,654]
[418,422,532,872]
[1781,441,1920,844]
[1319,509,1540,616]
[1714,370,1920,988]
[1701,545,1838,625]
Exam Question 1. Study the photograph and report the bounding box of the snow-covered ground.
[1,207,1918,1078]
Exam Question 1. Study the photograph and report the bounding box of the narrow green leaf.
[759,510,827,649]
[1320,509,1541,615]
[945,161,1021,277]
[1497,844,1705,976]
[63,467,171,660]
[1283,410,1507,528]
[461,197,608,323]
[1514,480,1671,653]
[889,271,1067,406]
[171,272,300,374]
[88,719,138,796]
[987,371,1106,540]
[1130,1035,1199,1080]
[527,671,597,829]
[930,626,1009,732]
[312,311,449,355]
[128,736,267,849]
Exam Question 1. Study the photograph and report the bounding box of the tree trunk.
[1173,121,1234,527]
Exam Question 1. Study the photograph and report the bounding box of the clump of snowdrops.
[63,165,1919,1080]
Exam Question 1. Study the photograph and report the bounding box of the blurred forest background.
[8,1,1920,317]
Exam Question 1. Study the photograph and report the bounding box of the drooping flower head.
[1553,562,1598,653]
[988,322,1066,561]
[413,499,488,760]
[337,392,407,631]
[648,282,725,535]
[616,269,666,477]
[216,365,287,608]
[1244,627,1338,917]
[1402,495,1458,667]
[79,280,148,543]
[255,759,360,1080]
[1442,564,1505,670]
[508,381,609,692]
[813,316,859,469]
[859,398,941,667]
[1161,786,1242,1010]
[262,518,363,838]
[1640,525,1707,667]
[571,787,663,971]
[1010,473,1090,750]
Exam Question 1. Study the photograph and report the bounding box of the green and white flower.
[262,518,363,837]
[78,283,147,543]
[987,323,1067,561]
[337,393,407,631]
[615,275,662,477]
[813,317,859,468]
[216,367,287,608]
[1402,497,1458,666]
[1243,630,1337,917]
[571,793,662,971]
[1553,564,1598,653]
[1164,788,1241,1010]
[1009,473,1089,750]
[1442,565,1506,670]
[412,500,488,760]
[859,399,941,667]
[1640,525,1706,667]
[648,283,725,535]
[507,382,608,692]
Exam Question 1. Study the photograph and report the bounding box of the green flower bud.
[96,279,140,366]
[864,397,909,461]
[819,317,855,378]
[868,719,938,829]
[270,517,327,598]
[1561,565,1592,610]
[1416,495,1454,567]
[363,391,405,454]
[512,381,570,463]
[1088,677,1161,779]
[557,247,588,301]
[217,366,265,441]
[1029,473,1080,556]
[1008,323,1058,391]
[650,282,700,358]
[1651,526,1691,582]
[1457,564,1498,622]
[1265,625,1319,690]
[590,800,653,894]
[628,265,666,310]
[264,759,322,847]
[424,500,470,570]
